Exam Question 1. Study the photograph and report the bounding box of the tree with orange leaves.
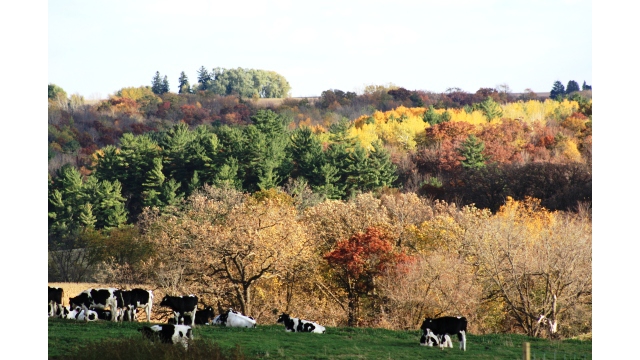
[324,226,411,326]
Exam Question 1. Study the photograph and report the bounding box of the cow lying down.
[58,306,98,321]
[276,313,325,333]
[212,308,256,328]
[139,324,193,349]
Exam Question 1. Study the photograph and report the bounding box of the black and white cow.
[423,333,453,348]
[214,308,256,328]
[116,288,154,322]
[69,288,119,322]
[54,304,70,318]
[276,313,325,333]
[193,306,215,325]
[138,324,193,349]
[419,316,467,351]
[159,295,198,327]
[48,286,64,317]
[77,309,99,321]
[60,306,91,320]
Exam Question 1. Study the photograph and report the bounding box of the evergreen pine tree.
[479,97,503,122]
[566,80,580,94]
[550,81,565,100]
[289,127,325,186]
[458,135,487,170]
[422,105,451,126]
[197,66,212,91]
[178,71,191,94]
[369,141,398,188]
[161,75,170,94]
[151,71,163,95]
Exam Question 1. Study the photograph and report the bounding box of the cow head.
[159,295,171,307]
[420,318,434,332]
[276,313,290,324]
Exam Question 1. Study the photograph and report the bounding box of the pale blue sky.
[48,0,592,99]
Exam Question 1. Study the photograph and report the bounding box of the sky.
[48,0,592,99]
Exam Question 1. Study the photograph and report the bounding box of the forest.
[48,71,592,339]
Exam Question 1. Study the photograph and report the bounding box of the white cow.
[215,308,257,328]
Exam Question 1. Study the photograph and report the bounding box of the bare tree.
[464,199,592,337]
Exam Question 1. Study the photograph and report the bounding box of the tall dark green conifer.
[178,71,191,94]
[566,80,580,94]
[161,76,170,94]
[458,135,487,170]
[197,66,212,90]
[550,81,565,100]
[151,71,163,95]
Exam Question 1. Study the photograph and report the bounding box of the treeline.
[49,187,592,339]
[151,67,291,98]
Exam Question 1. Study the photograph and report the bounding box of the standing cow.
[48,286,64,317]
[69,288,119,322]
[419,316,467,351]
[159,295,198,327]
[116,288,154,322]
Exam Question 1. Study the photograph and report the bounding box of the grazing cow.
[276,313,325,333]
[138,324,193,349]
[116,289,154,322]
[69,288,119,321]
[419,316,467,351]
[159,295,198,327]
[48,286,64,317]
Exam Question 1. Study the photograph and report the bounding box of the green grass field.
[48,318,592,359]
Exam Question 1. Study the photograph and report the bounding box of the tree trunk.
[347,291,358,327]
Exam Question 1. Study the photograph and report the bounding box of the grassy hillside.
[48,318,592,359]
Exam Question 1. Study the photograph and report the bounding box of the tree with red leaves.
[324,226,411,326]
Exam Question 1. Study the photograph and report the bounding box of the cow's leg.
[459,330,466,351]
[147,296,153,322]
[429,332,439,347]
[445,335,453,348]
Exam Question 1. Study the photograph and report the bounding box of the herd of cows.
[48,286,468,351]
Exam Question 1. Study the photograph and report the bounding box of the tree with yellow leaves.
[139,185,313,316]
[463,197,591,337]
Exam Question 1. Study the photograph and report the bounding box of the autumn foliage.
[324,226,412,326]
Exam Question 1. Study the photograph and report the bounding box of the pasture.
[48,318,592,359]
